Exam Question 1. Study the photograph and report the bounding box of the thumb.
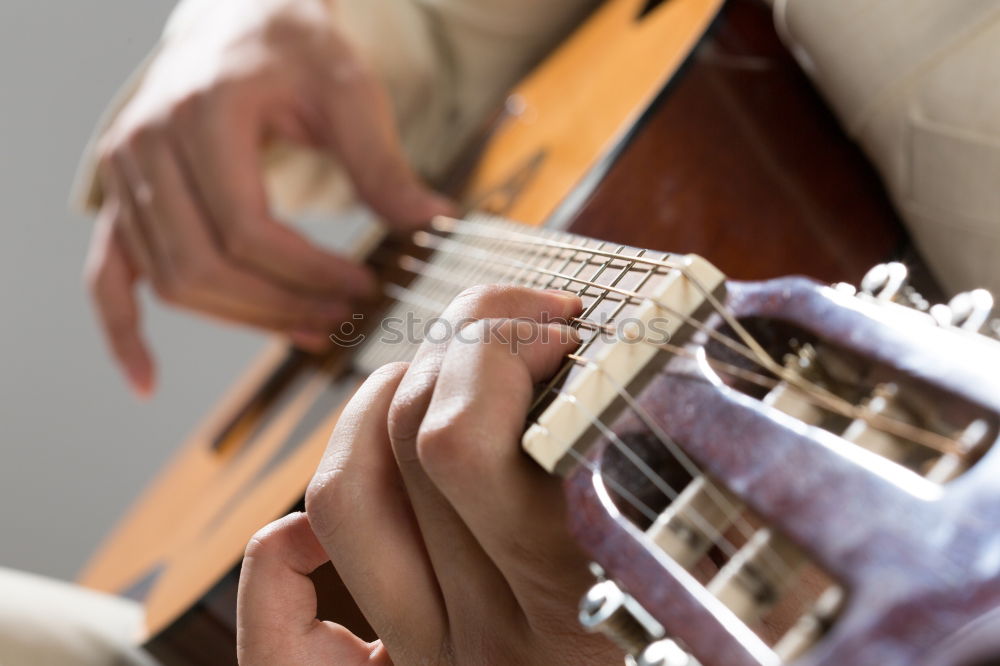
[237,513,392,666]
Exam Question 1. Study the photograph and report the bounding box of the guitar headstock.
[527,258,1000,666]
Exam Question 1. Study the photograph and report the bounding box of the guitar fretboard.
[353,214,680,375]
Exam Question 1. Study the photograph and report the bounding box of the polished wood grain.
[462,0,726,224]
[569,0,903,283]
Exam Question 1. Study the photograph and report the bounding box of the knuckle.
[369,361,410,384]
[152,274,187,304]
[385,364,439,454]
[166,90,207,126]
[386,394,418,455]
[120,122,160,155]
[243,522,286,561]
[304,471,347,544]
[173,252,220,288]
[208,73,249,106]
[415,416,465,473]
[221,226,262,262]
[450,284,517,318]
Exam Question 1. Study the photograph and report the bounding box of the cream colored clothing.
[0,568,155,665]
[774,0,1000,296]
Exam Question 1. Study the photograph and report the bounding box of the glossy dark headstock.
[565,275,1000,665]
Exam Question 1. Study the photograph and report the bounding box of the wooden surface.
[80,0,912,662]
[462,0,726,224]
[568,0,903,284]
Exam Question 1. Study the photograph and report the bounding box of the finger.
[173,89,377,298]
[421,319,594,605]
[237,512,389,666]
[116,137,356,334]
[98,161,157,280]
[311,44,455,228]
[385,287,582,627]
[84,213,155,397]
[305,363,445,662]
[390,286,582,464]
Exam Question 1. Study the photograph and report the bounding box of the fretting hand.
[236,286,624,665]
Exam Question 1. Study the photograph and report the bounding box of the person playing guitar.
[3,0,1000,664]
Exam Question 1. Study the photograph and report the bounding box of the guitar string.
[370,232,962,462]
[358,219,960,586]
[358,216,966,586]
[376,267,800,584]
[429,217,961,454]
[385,224,959,456]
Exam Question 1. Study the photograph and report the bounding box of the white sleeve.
[0,567,153,666]
[774,0,1000,297]
[74,0,598,216]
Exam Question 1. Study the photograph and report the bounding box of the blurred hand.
[85,0,452,396]
[237,286,623,665]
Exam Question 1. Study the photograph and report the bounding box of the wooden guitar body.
[78,0,910,662]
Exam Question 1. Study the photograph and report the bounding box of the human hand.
[85,0,451,396]
[237,286,623,665]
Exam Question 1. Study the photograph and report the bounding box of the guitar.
[77,0,935,662]
[520,242,1000,665]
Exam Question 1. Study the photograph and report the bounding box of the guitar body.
[78,1,908,662]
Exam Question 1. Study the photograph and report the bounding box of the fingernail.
[543,288,580,302]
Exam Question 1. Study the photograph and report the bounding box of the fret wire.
[414,231,806,387]
[434,216,683,275]
[535,246,661,412]
[541,244,578,290]
[436,216,788,383]
[437,216,784,372]
[387,221,960,456]
[486,215,551,288]
[531,229,574,290]
[519,237,558,288]
[383,273,798,583]
[370,220,958,587]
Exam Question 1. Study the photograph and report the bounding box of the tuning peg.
[860,262,908,301]
[928,304,954,328]
[947,289,994,331]
[631,640,695,666]
[833,282,857,296]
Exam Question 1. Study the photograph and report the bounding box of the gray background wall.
[0,1,268,580]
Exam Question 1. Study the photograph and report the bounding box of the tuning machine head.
[860,262,909,301]
[856,263,997,334]
[578,571,695,665]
